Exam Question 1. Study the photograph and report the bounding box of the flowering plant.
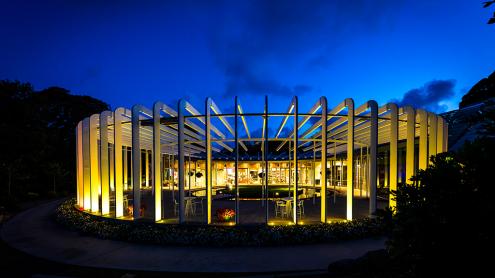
[57,199,385,247]
[127,204,146,217]
[216,208,235,222]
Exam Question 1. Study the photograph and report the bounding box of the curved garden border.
[56,199,385,247]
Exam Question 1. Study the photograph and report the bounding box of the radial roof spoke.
[90,97,440,159]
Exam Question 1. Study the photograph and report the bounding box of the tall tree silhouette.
[0,80,109,207]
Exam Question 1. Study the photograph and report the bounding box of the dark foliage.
[0,80,109,209]
[383,137,495,276]
[484,1,495,24]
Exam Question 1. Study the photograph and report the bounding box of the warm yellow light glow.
[206,99,212,224]
[428,112,437,164]
[82,118,91,210]
[320,97,327,223]
[405,107,415,182]
[346,99,354,221]
[89,115,100,213]
[76,122,83,208]
[388,103,398,211]
[77,97,442,226]
[114,108,124,218]
[418,110,428,171]
[145,151,149,188]
[153,103,162,222]
[437,117,445,153]
[100,112,111,216]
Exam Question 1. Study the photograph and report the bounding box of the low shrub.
[56,199,385,247]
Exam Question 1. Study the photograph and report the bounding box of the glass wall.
[76,97,444,225]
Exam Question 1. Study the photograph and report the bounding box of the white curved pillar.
[76,121,83,208]
[205,98,213,224]
[177,99,186,223]
[153,101,164,222]
[89,114,100,213]
[320,97,328,223]
[367,100,378,216]
[345,98,354,220]
[100,111,112,215]
[417,109,428,171]
[404,106,415,183]
[114,108,125,218]
[428,112,437,163]
[82,118,91,210]
[386,103,398,210]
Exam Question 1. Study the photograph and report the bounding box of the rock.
[459,71,495,108]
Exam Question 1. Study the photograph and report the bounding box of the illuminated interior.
[75,96,448,225]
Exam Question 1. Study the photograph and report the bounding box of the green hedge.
[55,199,385,247]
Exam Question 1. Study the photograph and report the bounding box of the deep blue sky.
[1,0,494,114]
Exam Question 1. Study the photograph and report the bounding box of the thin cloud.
[208,0,400,97]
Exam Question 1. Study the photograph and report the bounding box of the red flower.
[216,208,235,222]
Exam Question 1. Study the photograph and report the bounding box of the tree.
[0,80,109,207]
[385,138,495,276]
[45,162,69,195]
[484,1,495,24]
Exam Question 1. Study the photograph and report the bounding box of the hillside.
[442,98,495,150]
[443,71,495,150]
[459,71,495,108]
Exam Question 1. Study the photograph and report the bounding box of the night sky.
[1,0,494,114]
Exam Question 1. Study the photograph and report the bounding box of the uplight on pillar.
[428,112,437,163]
[437,117,445,153]
[82,118,91,210]
[114,108,125,218]
[367,101,378,216]
[205,98,213,224]
[89,114,100,213]
[386,103,398,211]
[76,122,83,208]
[417,109,428,171]
[74,96,444,226]
[177,99,186,223]
[132,105,146,219]
[153,101,164,222]
[100,111,112,215]
[320,97,328,223]
[404,106,415,183]
[345,98,354,221]
[292,96,299,224]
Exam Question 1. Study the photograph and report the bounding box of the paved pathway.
[1,199,385,273]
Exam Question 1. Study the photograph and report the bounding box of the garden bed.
[55,199,385,247]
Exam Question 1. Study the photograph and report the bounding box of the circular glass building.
[75,96,448,225]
